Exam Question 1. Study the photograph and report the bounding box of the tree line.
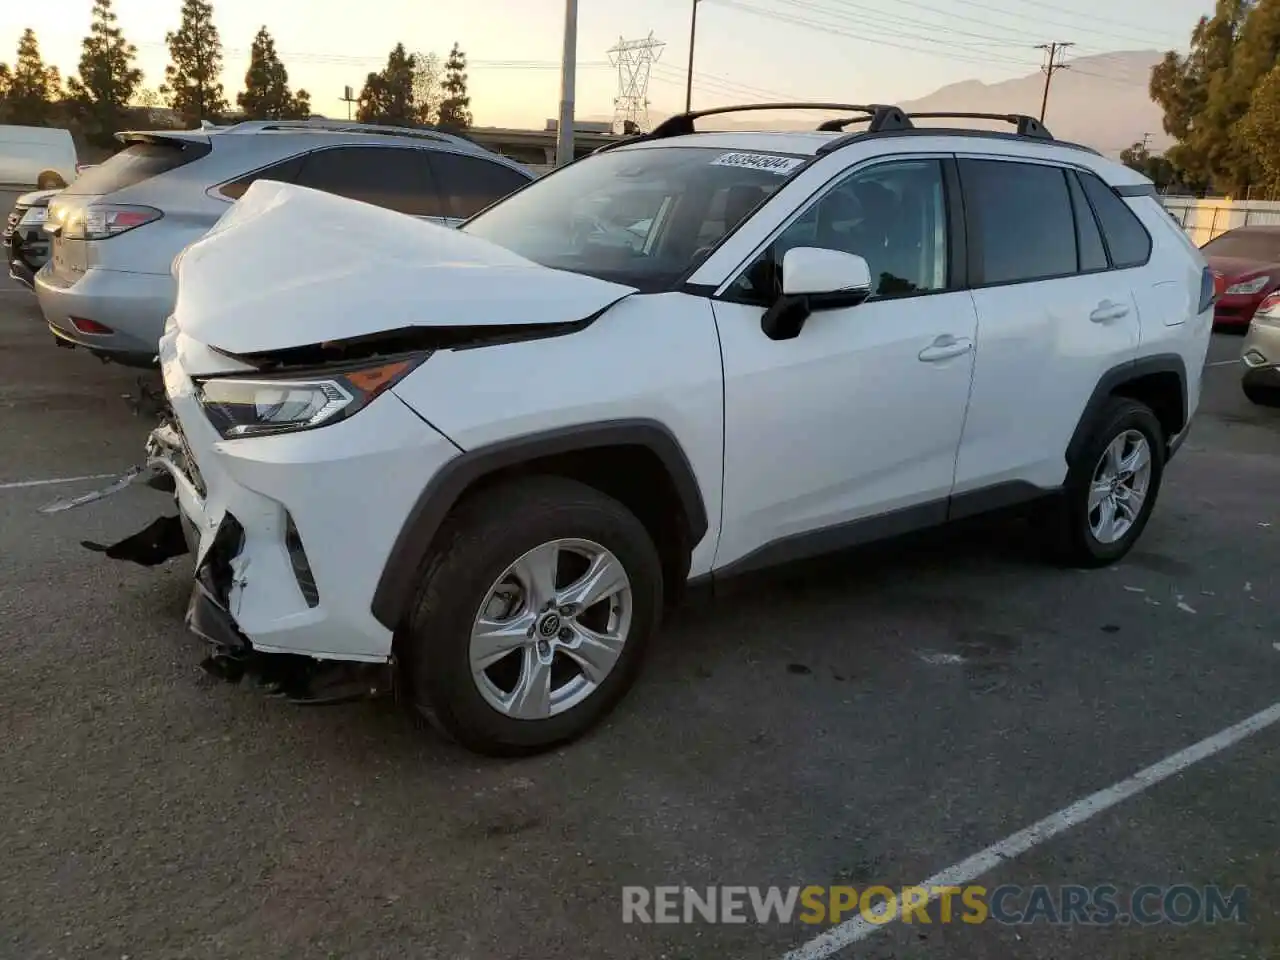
[1141,0,1280,197]
[0,0,472,151]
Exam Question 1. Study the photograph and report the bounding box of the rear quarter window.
[1078,171,1153,268]
[62,141,211,196]
[429,152,532,219]
[219,154,306,200]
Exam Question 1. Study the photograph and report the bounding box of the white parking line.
[1206,359,1241,367]
[782,701,1280,959]
[0,473,118,491]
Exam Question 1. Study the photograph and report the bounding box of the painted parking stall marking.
[781,701,1280,959]
[0,472,121,491]
[710,152,806,175]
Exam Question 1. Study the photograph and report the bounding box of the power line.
[704,0,1044,71]
[777,0,1041,49]
[944,0,1182,49]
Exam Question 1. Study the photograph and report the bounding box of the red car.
[1201,225,1280,330]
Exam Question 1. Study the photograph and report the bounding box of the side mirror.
[762,247,873,341]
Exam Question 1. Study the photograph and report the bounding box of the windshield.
[460,145,809,289]
[1202,230,1280,263]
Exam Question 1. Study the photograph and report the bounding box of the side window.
[733,158,949,302]
[959,159,1077,285]
[1067,171,1108,272]
[428,152,532,220]
[1078,171,1153,268]
[219,154,305,200]
[294,146,444,217]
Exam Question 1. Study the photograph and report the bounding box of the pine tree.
[68,0,143,147]
[356,43,415,125]
[436,42,471,130]
[237,26,307,119]
[6,29,61,126]
[161,0,228,125]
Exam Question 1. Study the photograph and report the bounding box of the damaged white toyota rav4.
[55,104,1215,756]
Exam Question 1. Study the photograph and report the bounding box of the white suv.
[59,104,1215,756]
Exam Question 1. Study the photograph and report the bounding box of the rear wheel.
[1050,398,1165,567]
[400,475,663,756]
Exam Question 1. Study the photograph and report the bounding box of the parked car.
[1199,224,1280,330]
[4,188,58,288]
[36,120,536,366]
[0,124,78,190]
[1240,291,1280,405]
[59,104,1214,757]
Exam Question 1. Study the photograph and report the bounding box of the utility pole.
[556,0,578,168]
[1141,132,1152,150]
[685,0,701,113]
[1036,41,1074,123]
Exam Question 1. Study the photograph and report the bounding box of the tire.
[400,475,664,757]
[1243,380,1280,407]
[1050,397,1166,568]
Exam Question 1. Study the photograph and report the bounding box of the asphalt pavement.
[0,271,1277,960]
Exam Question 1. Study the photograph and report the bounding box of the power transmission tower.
[1036,41,1074,123]
[1141,132,1152,150]
[608,33,664,134]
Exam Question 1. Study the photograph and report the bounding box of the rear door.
[426,151,532,225]
[292,145,447,220]
[952,156,1141,497]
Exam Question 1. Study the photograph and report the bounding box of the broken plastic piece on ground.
[37,464,163,515]
[81,514,190,566]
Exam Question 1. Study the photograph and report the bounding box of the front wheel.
[1050,398,1165,568]
[400,475,663,756]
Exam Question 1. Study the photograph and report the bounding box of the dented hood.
[173,180,636,356]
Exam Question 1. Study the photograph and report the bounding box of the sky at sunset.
[2,0,1209,128]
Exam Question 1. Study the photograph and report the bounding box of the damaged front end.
[41,416,392,706]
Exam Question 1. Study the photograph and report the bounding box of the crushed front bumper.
[45,324,462,680]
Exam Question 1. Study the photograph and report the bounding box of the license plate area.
[51,236,87,276]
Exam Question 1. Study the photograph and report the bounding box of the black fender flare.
[1065,353,1187,466]
[370,419,709,630]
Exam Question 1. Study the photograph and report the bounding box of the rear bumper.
[35,264,173,358]
[5,225,43,290]
[1241,315,1280,387]
[8,258,35,290]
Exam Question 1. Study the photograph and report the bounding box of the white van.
[0,125,78,190]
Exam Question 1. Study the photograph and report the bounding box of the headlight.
[196,356,426,439]
[1225,276,1269,295]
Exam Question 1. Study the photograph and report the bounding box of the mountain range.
[594,51,1171,158]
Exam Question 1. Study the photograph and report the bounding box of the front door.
[710,156,980,573]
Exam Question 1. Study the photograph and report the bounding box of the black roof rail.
[815,105,912,133]
[903,112,1053,140]
[594,102,910,153]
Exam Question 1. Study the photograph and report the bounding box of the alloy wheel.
[469,538,633,720]
[1088,429,1153,545]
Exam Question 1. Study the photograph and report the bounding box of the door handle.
[1090,300,1131,323]
[918,335,974,362]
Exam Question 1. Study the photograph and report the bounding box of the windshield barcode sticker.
[710,152,805,175]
